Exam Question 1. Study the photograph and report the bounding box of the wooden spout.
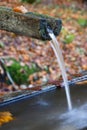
[0,6,62,40]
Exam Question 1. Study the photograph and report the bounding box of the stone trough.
[0,82,87,130]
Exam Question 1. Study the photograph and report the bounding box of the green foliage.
[76,48,85,55]
[64,34,75,44]
[43,65,49,73]
[61,27,75,44]
[21,0,35,3]
[6,60,40,85]
[77,18,87,27]
[21,0,41,4]
[0,42,5,48]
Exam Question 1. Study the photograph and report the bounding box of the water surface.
[0,84,87,130]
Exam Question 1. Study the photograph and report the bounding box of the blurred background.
[0,0,87,95]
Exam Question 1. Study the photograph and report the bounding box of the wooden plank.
[0,6,62,40]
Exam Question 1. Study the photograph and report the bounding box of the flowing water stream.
[47,29,87,130]
[48,30,72,111]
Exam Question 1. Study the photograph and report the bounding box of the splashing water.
[59,103,87,129]
[48,31,72,111]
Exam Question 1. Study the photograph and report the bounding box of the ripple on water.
[59,103,87,130]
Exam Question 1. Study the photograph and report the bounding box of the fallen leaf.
[13,5,28,13]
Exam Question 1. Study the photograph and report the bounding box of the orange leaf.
[13,6,28,13]
[0,112,13,126]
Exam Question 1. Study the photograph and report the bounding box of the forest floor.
[0,1,87,96]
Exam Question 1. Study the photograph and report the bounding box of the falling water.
[48,30,72,111]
